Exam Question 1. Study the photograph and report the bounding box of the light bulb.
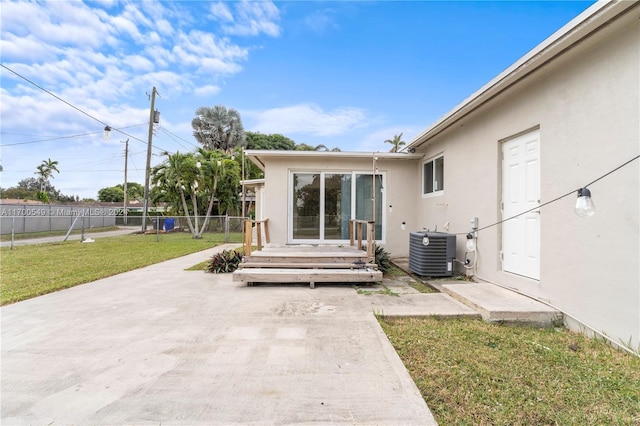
[575,188,595,217]
[466,233,476,252]
[103,126,112,140]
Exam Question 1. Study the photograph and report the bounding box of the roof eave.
[244,150,423,169]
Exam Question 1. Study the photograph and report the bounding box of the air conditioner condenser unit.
[408,231,456,277]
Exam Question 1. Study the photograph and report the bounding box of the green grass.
[379,316,640,425]
[0,233,230,305]
[385,264,436,293]
[356,284,399,296]
[185,260,209,271]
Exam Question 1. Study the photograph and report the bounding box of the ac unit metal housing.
[409,231,457,277]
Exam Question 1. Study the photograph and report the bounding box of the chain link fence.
[0,204,246,245]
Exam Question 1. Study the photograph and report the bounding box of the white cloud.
[171,30,248,74]
[209,2,234,23]
[248,104,368,136]
[0,34,59,62]
[303,9,339,35]
[0,0,279,196]
[155,19,174,36]
[194,85,221,97]
[125,54,155,72]
[220,1,281,37]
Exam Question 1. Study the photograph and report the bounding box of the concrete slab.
[442,282,562,326]
[1,245,437,425]
[360,293,481,318]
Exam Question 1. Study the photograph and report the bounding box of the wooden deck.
[233,245,383,288]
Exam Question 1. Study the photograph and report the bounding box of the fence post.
[11,217,15,250]
[225,214,230,243]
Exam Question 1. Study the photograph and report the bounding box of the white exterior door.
[502,130,541,280]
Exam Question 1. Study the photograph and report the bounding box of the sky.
[0,0,595,200]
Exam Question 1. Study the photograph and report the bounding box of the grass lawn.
[0,232,237,305]
[379,316,640,425]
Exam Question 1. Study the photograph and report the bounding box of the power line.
[1,124,147,147]
[159,127,198,151]
[0,63,162,149]
[450,153,640,236]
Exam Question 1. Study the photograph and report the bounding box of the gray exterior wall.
[413,7,639,349]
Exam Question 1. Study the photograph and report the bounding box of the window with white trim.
[423,155,444,196]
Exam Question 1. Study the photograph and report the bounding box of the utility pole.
[142,87,157,232]
[123,138,129,226]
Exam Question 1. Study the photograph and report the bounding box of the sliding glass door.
[290,171,383,243]
[292,173,320,239]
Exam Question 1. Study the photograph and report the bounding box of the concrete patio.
[1,245,561,425]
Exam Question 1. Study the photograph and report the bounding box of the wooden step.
[233,268,383,288]
[243,256,371,265]
[238,262,378,269]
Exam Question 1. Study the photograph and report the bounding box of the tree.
[17,178,40,191]
[97,186,125,202]
[294,142,340,151]
[34,158,60,192]
[384,133,406,153]
[122,182,144,200]
[151,150,240,239]
[192,105,246,154]
[245,132,296,150]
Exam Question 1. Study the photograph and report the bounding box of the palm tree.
[384,133,406,153]
[192,105,246,155]
[35,158,60,192]
[152,152,199,236]
[152,150,240,239]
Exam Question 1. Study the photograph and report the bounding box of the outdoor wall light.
[466,233,476,252]
[103,126,112,140]
[575,188,596,217]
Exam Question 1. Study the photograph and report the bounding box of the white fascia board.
[244,150,423,168]
[408,0,637,150]
[240,178,265,187]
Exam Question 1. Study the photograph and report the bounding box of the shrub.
[207,249,243,273]
[364,244,392,273]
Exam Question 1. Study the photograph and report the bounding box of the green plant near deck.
[363,244,391,273]
[207,249,243,273]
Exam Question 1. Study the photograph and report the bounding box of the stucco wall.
[415,14,639,348]
[260,155,419,256]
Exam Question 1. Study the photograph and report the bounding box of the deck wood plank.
[233,268,383,283]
